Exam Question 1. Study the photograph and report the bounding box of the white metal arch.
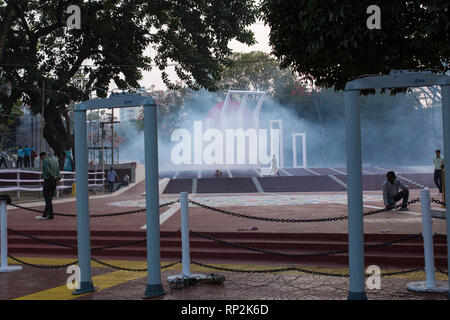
[73,91,163,298]
[344,70,450,300]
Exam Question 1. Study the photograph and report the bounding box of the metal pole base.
[142,284,165,299]
[72,281,98,295]
[347,291,368,300]
[0,265,22,272]
[407,281,449,293]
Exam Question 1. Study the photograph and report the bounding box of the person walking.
[271,154,280,176]
[64,149,73,171]
[433,149,444,194]
[23,145,31,167]
[35,152,60,220]
[16,146,24,168]
[0,150,8,168]
[107,167,118,192]
[382,171,410,211]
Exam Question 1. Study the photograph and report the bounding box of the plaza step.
[257,176,346,192]
[6,230,448,269]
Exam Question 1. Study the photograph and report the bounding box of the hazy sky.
[139,22,272,90]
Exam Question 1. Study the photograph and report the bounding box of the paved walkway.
[1,257,448,300]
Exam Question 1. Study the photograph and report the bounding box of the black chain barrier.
[5,229,181,270]
[190,230,423,259]
[431,198,446,206]
[188,198,421,223]
[437,269,449,276]
[7,255,78,269]
[9,200,179,218]
[7,228,180,252]
[90,257,181,272]
[6,196,449,277]
[7,254,180,272]
[191,261,427,278]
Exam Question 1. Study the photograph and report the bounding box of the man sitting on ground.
[382,171,409,211]
[122,174,130,187]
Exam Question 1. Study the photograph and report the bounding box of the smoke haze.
[118,88,443,169]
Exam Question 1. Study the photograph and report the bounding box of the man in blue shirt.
[16,146,24,168]
[23,145,31,167]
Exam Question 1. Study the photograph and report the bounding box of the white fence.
[0,169,105,199]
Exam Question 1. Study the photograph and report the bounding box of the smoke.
[118,88,443,169]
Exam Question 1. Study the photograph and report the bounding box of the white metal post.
[143,104,164,298]
[0,195,22,272]
[72,109,97,295]
[344,89,367,300]
[180,192,191,276]
[422,188,436,288]
[441,84,450,299]
[407,188,448,292]
[16,169,19,200]
[167,192,212,284]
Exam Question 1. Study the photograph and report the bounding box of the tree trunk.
[42,104,73,170]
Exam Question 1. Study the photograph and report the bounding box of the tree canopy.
[261,0,450,91]
[0,0,258,162]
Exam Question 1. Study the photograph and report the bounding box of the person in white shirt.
[433,149,444,194]
[122,174,130,186]
[382,171,409,211]
[271,154,280,176]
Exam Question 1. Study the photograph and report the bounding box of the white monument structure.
[169,90,308,170]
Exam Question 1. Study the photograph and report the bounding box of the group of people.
[382,149,444,211]
[16,145,38,168]
[106,167,130,192]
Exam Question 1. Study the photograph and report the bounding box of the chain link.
[191,260,350,277]
[91,257,180,272]
[10,200,179,218]
[191,260,426,278]
[431,198,446,206]
[8,228,180,252]
[7,254,180,272]
[436,268,448,276]
[7,254,78,269]
[188,198,421,223]
[190,231,422,259]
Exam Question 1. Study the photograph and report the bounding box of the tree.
[0,0,258,166]
[217,51,296,97]
[0,0,15,60]
[261,0,450,91]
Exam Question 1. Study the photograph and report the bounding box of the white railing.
[0,169,105,199]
